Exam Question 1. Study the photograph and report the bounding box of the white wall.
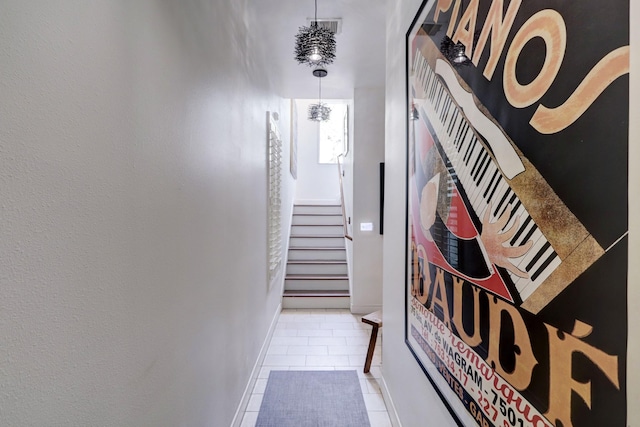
[382,0,458,424]
[383,1,640,426]
[0,1,295,426]
[341,105,356,299]
[351,87,385,314]
[294,99,341,203]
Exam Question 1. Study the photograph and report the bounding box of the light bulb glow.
[308,46,322,61]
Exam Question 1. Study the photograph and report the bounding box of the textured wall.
[0,1,293,425]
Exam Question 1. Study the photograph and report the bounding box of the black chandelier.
[308,68,331,122]
[294,0,336,67]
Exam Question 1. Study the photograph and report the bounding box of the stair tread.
[286,274,348,279]
[290,234,345,238]
[293,203,340,208]
[293,212,342,216]
[288,260,346,264]
[292,224,343,227]
[283,290,350,297]
[289,246,346,250]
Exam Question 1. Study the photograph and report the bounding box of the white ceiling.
[250,0,387,99]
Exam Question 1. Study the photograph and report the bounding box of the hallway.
[240,309,390,427]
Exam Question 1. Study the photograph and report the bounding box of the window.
[318,103,348,164]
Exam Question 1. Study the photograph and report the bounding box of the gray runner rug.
[255,370,371,427]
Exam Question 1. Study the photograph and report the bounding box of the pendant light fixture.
[308,68,331,122]
[294,0,336,67]
[440,35,470,66]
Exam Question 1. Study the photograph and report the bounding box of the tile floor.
[240,308,390,427]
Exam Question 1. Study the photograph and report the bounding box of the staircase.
[283,203,350,309]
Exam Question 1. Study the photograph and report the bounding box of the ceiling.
[250,0,387,99]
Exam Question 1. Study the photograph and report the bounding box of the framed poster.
[404,0,629,426]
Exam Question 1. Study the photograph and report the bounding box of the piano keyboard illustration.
[412,53,561,302]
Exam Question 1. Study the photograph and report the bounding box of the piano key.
[426,66,436,92]
[485,175,503,204]
[530,248,558,281]
[441,101,455,138]
[518,221,539,248]
[485,180,510,218]
[464,138,486,191]
[519,254,561,300]
[475,153,491,185]
[502,202,527,235]
[510,214,532,246]
[470,162,497,208]
[456,123,470,151]
[454,129,473,170]
[464,138,478,164]
[414,58,562,303]
[472,151,490,183]
[493,187,513,217]
[428,82,438,104]
[468,156,494,198]
[525,241,551,272]
[437,95,448,122]
[511,232,545,284]
[447,109,461,137]
[482,168,500,200]
[480,180,506,216]
[469,148,486,177]
[505,199,522,226]
[444,104,458,140]
[442,96,453,122]
[450,132,471,177]
[461,141,482,188]
[435,98,448,136]
[497,193,518,220]
[453,109,465,137]
[513,235,552,289]
[469,149,486,181]
[435,85,445,112]
[429,76,438,101]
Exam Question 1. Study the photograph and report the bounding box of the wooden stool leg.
[364,324,379,373]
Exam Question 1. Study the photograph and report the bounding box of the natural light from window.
[318,103,348,164]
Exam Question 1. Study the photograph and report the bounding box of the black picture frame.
[403,0,628,425]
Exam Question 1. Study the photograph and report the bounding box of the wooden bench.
[361,310,382,373]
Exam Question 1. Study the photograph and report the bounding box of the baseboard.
[350,304,382,315]
[295,199,340,205]
[230,303,282,427]
[380,372,402,427]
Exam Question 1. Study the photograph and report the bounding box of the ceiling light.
[294,0,336,67]
[308,103,331,122]
[440,36,470,67]
[308,68,331,122]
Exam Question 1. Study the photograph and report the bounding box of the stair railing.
[337,155,353,241]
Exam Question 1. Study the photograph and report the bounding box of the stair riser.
[292,215,343,226]
[282,296,350,309]
[291,225,344,235]
[294,205,342,215]
[284,279,349,291]
[289,236,344,247]
[288,249,346,261]
[286,263,348,275]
